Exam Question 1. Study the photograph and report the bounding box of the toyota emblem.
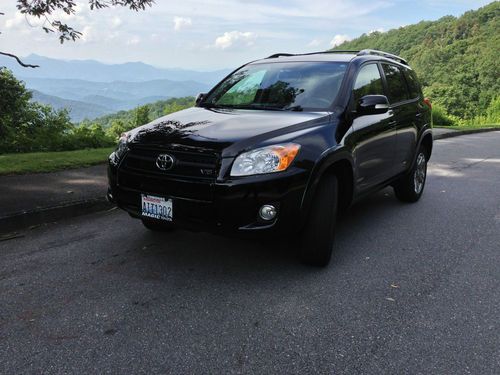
[156,154,175,171]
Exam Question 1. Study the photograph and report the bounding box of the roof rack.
[266,53,295,59]
[357,49,408,65]
[265,49,408,65]
[320,50,361,54]
[266,50,360,59]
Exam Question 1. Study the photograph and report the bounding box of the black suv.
[107,49,432,266]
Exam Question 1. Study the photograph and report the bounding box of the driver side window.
[353,64,384,103]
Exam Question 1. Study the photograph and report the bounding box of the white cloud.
[330,34,351,48]
[214,31,256,50]
[111,16,123,28]
[368,27,385,35]
[80,25,98,43]
[126,36,141,45]
[173,16,192,31]
[4,13,24,29]
[4,12,45,30]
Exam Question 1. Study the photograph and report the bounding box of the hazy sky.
[0,0,491,70]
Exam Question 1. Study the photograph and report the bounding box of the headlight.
[231,143,301,176]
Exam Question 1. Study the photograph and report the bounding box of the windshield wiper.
[247,105,285,111]
[284,105,303,112]
[202,103,234,109]
[217,104,285,111]
[204,103,299,111]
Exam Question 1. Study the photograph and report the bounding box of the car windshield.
[203,61,348,111]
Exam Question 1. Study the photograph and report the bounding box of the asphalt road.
[0,164,107,218]
[1,132,499,374]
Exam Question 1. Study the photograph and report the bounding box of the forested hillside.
[333,1,499,124]
[88,97,195,129]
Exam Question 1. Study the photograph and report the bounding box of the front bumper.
[108,159,309,235]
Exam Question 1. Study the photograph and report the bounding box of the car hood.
[128,107,331,157]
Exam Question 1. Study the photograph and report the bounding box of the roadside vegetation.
[0,147,114,175]
[333,1,499,127]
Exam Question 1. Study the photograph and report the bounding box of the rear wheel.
[141,219,175,232]
[393,146,428,203]
[298,174,338,267]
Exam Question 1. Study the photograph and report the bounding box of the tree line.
[333,1,499,126]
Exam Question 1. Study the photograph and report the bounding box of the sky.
[0,0,492,71]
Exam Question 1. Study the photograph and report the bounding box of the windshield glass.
[204,62,348,111]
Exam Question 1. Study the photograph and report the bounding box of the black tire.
[141,218,175,232]
[299,174,338,267]
[393,146,428,203]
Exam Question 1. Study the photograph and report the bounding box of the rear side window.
[353,64,384,103]
[403,69,421,99]
[382,64,409,104]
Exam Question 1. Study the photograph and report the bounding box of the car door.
[349,63,397,193]
[381,63,417,175]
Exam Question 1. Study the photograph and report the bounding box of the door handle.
[389,121,397,126]
[416,112,423,118]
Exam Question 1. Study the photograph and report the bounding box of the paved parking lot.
[1,132,499,374]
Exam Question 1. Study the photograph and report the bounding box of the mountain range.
[0,54,230,122]
[1,54,230,84]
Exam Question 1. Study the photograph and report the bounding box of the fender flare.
[411,128,433,170]
[300,146,355,221]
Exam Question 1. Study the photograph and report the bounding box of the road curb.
[0,197,113,235]
[434,127,499,140]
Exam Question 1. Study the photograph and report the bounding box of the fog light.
[259,205,277,221]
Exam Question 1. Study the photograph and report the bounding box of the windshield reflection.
[204,61,347,111]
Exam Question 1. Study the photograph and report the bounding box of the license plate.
[141,194,173,221]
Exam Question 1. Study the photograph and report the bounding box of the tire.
[393,146,428,203]
[141,218,175,232]
[299,174,338,267]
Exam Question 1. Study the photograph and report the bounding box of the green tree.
[134,105,151,127]
[0,68,32,150]
[0,68,76,153]
[332,2,500,123]
[89,97,195,128]
[106,119,128,140]
[0,68,114,153]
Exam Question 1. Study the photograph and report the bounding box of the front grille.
[116,145,219,201]
[121,145,219,181]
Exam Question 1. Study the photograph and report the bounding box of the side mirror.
[195,93,207,106]
[357,95,389,115]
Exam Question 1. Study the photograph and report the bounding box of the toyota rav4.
[107,49,433,266]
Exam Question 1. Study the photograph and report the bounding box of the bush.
[467,96,500,126]
[64,124,115,150]
[432,104,460,126]
[0,68,116,154]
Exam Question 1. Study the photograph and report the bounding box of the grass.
[434,123,500,130]
[0,147,115,175]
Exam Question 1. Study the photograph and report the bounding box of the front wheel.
[393,147,428,203]
[298,174,338,267]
